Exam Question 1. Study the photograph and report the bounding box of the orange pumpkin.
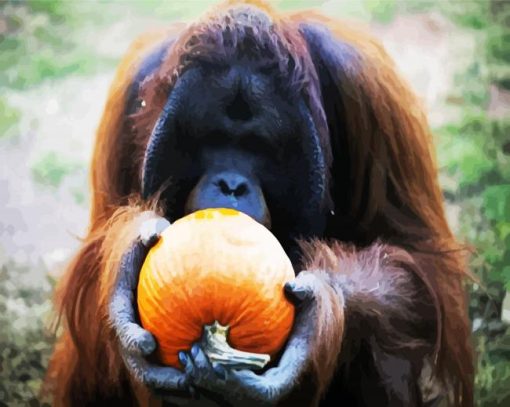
[137,208,295,369]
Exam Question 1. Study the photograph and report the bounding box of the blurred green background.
[0,0,509,406]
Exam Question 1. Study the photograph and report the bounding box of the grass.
[0,256,55,406]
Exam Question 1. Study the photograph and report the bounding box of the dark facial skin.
[142,60,329,259]
[184,146,272,228]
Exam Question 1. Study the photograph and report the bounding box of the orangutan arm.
[297,241,439,405]
[107,211,437,406]
[107,213,197,400]
[180,240,438,406]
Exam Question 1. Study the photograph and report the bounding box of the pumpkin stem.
[201,321,270,370]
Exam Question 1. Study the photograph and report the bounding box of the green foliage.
[0,1,115,89]
[487,27,510,65]
[363,0,397,24]
[71,186,87,206]
[24,0,70,19]
[0,255,55,405]
[483,185,510,223]
[128,0,218,20]
[276,0,323,10]
[474,329,510,405]
[442,0,490,30]
[486,2,510,89]
[436,119,495,191]
[0,97,21,139]
[31,151,82,188]
[433,2,510,403]
[398,0,437,14]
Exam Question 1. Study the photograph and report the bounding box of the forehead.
[170,64,299,141]
[177,5,301,87]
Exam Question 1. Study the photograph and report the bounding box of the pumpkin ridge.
[137,208,295,369]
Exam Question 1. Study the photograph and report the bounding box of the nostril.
[218,179,231,195]
[216,177,249,197]
[233,183,247,197]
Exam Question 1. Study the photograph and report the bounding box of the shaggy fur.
[45,1,473,406]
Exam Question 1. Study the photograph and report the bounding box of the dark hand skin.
[109,216,192,397]
[179,274,319,406]
[109,214,319,406]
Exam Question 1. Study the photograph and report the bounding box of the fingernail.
[284,281,296,294]
[293,288,308,301]
[191,344,199,358]
[285,281,305,297]
[139,335,156,355]
[285,282,310,303]
[178,352,187,366]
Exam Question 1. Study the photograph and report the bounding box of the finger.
[114,240,150,294]
[186,346,228,395]
[190,344,213,371]
[110,285,156,355]
[178,351,187,368]
[117,322,156,355]
[110,285,156,356]
[140,216,171,247]
[123,353,188,391]
[284,280,314,304]
[183,352,206,397]
[213,363,227,381]
[109,241,150,346]
[144,365,188,391]
[183,352,196,380]
[285,272,322,304]
[190,344,221,385]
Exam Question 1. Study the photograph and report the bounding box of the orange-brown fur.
[45,1,473,406]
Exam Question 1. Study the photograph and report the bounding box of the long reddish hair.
[45,1,473,406]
